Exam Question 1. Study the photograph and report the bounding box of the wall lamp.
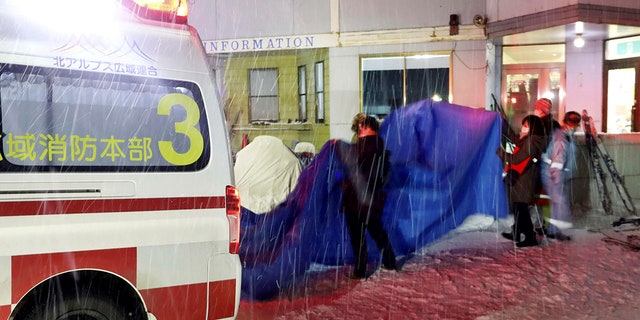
[574,34,585,48]
[573,21,585,48]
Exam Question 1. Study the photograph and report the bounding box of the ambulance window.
[0,65,210,172]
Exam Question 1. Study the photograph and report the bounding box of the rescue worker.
[339,113,396,279]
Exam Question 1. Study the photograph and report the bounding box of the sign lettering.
[203,33,339,54]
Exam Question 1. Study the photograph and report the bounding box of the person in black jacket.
[533,98,561,141]
[531,98,561,234]
[499,115,547,247]
[339,113,396,279]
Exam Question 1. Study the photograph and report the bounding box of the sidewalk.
[237,206,640,319]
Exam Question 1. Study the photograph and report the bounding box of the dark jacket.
[540,114,561,143]
[341,135,389,219]
[500,134,547,204]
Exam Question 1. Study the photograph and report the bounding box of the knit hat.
[534,98,552,116]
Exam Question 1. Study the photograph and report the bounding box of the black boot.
[516,234,538,247]
[501,231,514,241]
[501,224,516,241]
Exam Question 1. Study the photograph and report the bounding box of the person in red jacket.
[499,115,547,247]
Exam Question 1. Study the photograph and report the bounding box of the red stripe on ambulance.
[0,305,10,320]
[11,248,137,303]
[140,280,237,319]
[8,248,236,318]
[0,196,226,216]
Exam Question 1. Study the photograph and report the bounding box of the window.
[249,68,279,122]
[361,53,450,120]
[0,64,209,172]
[502,44,565,131]
[604,36,640,132]
[315,61,325,123]
[605,35,640,61]
[605,67,635,132]
[504,67,564,131]
[298,65,307,122]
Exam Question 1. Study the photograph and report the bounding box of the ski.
[582,110,637,220]
[613,216,640,228]
[582,110,613,215]
[491,93,515,149]
[602,228,640,250]
[596,141,636,214]
[491,93,507,121]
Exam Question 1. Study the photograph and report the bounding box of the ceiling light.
[574,34,585,48]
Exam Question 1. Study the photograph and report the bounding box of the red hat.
[534,98,552,116]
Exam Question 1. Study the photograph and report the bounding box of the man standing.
[533,98,561,139]
[340,113,396,279]
[541,111,582,241]
[531,98,561,235]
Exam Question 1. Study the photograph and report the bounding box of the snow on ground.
[237,209,640,320]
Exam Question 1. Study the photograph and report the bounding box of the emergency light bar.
[121,0,188,24]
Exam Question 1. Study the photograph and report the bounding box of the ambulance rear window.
[0,64,210,172]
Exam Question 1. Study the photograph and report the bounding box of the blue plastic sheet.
[239,99,508,300]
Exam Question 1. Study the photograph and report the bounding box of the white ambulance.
[0,0,241,319]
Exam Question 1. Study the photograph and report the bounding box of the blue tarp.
[239,99,508,300]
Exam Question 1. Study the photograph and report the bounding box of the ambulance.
[0,0,241,319]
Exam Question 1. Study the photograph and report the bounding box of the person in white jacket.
[540,111,582,241]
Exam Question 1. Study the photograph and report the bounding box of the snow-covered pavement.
[237,209,640,320]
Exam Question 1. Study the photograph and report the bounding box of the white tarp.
[234,135,302,213]
[293,142,316,155]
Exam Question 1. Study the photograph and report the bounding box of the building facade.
[190,0,640,210]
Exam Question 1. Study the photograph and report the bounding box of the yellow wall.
[223,49,331,155]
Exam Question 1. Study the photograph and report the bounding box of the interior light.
[542,91,555,100]
[431,94,442,102]
[574,34,585,48]
[575,21,584,34]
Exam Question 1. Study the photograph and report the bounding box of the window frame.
[248,68,280,122]
[298,65,307,122]
[314,61,325,123]
[360,52,452,120]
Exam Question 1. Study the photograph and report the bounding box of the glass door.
[604,36,640,132]
[604,63,638,133]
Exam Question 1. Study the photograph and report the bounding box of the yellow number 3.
[157,93,204,165]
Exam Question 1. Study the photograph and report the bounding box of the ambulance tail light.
[122,0,189,24]
[226,185,241,254]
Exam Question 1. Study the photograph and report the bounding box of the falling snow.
[237,211,640,320]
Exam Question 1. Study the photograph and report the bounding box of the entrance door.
[604,59,640,133]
